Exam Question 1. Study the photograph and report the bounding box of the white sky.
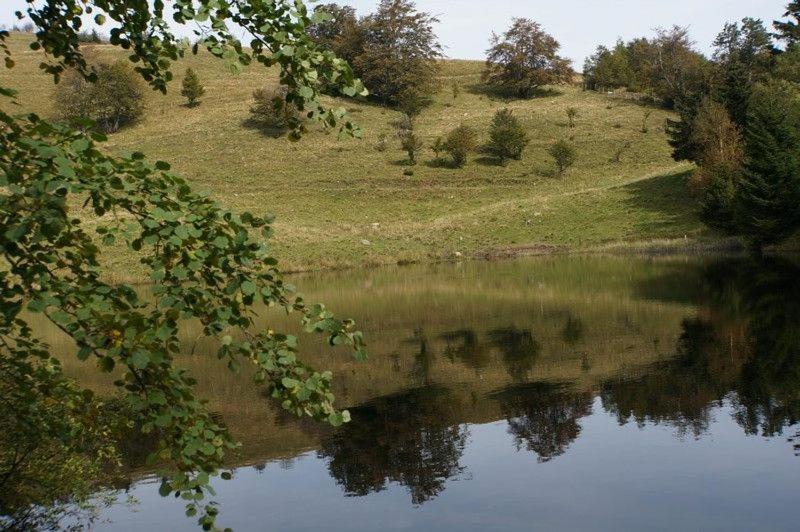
[1,0,788,66]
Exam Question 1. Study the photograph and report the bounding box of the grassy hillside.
[2,33,706,273]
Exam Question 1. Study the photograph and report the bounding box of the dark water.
[81,255,799,531]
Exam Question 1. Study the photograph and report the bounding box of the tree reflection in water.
[487,327,541,382]
[318,387,468,505]
[492,383,593,462]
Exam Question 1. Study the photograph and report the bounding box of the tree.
[735,81,800,252]
[307,3,359,55]
[431,136,445,163]
[1,1,367,530]
[444,124,477,168]
[488,108,529,164]
[352,0,442,108]
[548,140,577,175]
[583,40,634,92]
[181,67,205,107]
[690,98,745,234]
[712,18,773,128]
[54,60,145,133]
[483,18,573,98]
[774,1,800,45]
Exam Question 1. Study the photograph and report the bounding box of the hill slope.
[2,33,705,273]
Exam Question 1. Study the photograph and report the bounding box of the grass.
[2,33,709,274]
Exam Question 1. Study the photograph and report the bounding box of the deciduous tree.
[483,19,573,98]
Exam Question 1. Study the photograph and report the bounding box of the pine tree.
[774,1,800,45]
[181,67,205,107]
[735,81,800,252]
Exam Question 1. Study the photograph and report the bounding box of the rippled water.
[63,255,800,531]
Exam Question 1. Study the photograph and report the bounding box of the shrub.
[399,128,424,165]
[431,136,445,162]
[444,124,478,168]
[181,67,205,107]
[452,81,460,99]
[566,107,578,128]
[488,108,529,164]
[54,61,145,133]
[249,85,302,129]
[548,139,577,175]
[376,133,389,152]
[641,109,653,133]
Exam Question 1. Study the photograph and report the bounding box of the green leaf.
[130,350,150,369]
[241,280,256,295]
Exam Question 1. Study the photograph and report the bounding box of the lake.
[63,255,799,531]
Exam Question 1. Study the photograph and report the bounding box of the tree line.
[584,4,800,253]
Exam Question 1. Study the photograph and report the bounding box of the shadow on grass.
[621,169,698,233]
[466,83,564,101]
[241,118,290,139]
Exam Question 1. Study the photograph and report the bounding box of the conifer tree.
[488,109,529,164]
[735,81,800,252]
[181,67,205,107]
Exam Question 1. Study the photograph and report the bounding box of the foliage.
[641,109,653,133]
[548,139,577,175]
[483,18,573,98]
[690,98,745,234]
[584,27,709,108]
[249,85,302,130]
[452,80,460,99]
[774,1,800,45]
[350,0,442,108]
[444,124,478,168]
[399,122,424,165]
[711,18,773,128]
[488,108,529,164]
[1,1,368,530]
[181,67,206,107]
[0,337,124,530]
[734,81,800,250]
[431,136,445,162]
[54,61,145,134]
[307,3,359,56]
[566,107,578,128]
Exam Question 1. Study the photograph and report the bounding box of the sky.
[1,0,788,66]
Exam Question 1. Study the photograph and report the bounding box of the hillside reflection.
[49,255,800,506]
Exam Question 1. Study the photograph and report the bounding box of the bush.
[54,61,145,133]
[566,107,578,128]
[249,85,302,129]
[547,139,577,175]
[181,68,205,107]
[488,108,529,164]
[444,124,478,168]
[431,136,445,162]
[399,128,424,165]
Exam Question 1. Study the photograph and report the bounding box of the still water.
[73,255,799,531]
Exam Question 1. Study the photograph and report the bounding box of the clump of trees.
[181,67,205,107]
[583,27,709,108]
[483,18,574,98]
[548,140,577,176]
[54,60,145,133]
[444,124,477,167]
[309,0,442,112]
[249,85,303,130]
[665,5,800,253]
[488,108,529,164]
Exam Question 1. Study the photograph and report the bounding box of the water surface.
[71,255,799,531]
